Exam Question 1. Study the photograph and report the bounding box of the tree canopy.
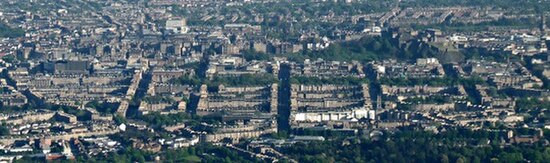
[281,127,550,163]
[0,23,24,38]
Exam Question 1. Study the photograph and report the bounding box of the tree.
[0,125,9,136]
[1,55,16,63]
[440,154,450,163]
[0,23,24,38]
[500,152,524,163]
[455,157,466,163]
[114,115,127,125]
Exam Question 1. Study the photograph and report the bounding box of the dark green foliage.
[197,144,263,163]
[242,50,271,61]
[161,148,202,162]
[378,76,485,87]
[208,74,278,86]
[178,62,200,69]
[281,36,440,63]
[113,115,127,125]
[400,0,543,10]
[169,76,202,86]
[55,106,90,121]
[0,23,24,38]
[0,125,9,136]
[0,103,91,120]
[411,17,539,32]
[1,55,16,63]
[0,87,7,94]
[170,74,277,87]
[173,0,392,36]
[461,47,513,62]
[280,128,550,163]
[94,147,152,163]
[0,104,32,113]
[136,112,221,128]
[85,100,119,114]
[285,36,395,62]
[293,128,357,137]
[290,76,368,85]
[138,112,193,127]
[69,144,261,163]
[516,98,550,111]
[141,96,176,104]
[524,55,550,89]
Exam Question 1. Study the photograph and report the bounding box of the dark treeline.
[170,74,278,87]
[16,144,262,163]
[400,0,545,10]
[280,127,550,163]
[290,76,368,85]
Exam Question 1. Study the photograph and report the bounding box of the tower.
[376,95,382,110]
[541,13,547,33]
[96,45,104,56]
[270,83,278,114]
[197,84,209,111]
